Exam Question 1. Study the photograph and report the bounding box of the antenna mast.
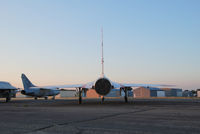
[101,28,104,77]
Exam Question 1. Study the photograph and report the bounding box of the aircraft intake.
[95,78,112,96]
[21,90,26,95]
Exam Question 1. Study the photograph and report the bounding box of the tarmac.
[0,97,200,134]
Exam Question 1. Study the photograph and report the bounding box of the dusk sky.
[0,0,199,90]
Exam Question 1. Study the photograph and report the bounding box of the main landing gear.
[121,87,128,103]
[77,87,129,104]
[101,96,105,103]
[6,96,11,102]
[6,90,11,102]
[78,87,82,104]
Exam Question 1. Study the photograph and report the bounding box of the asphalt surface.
[0,98,200,134]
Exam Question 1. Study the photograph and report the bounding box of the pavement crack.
[26,108,155,134]
[58,108,155,126]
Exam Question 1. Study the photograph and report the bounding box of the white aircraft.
[0,81,18,102]
[46,29,171,104]
[21,74,60,100]
[21,29,171,103]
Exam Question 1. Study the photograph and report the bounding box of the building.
[182,90,193,97]
[86,89,100,98]
[133,87,150,98]
[150,90,165,97]
[161,88,182,97]
[197,89,200,97]
[106,89,121,97]
[60,89,76,97]
[86,89,122,98]
[128,90,133,97]
[133,87,165,98]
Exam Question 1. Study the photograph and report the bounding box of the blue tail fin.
[21,74,35,90]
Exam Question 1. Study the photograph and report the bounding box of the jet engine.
[21,90,26,95]
[21,89,35,96]
[94,78,112,96]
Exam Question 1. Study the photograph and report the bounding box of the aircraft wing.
[0,81,17,90]
[37,81,172,90]
[111,81,173,89]
[44,81,95,90]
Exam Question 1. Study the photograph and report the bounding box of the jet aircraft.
[21,30,171,103]
[47,29,171,104]
[0,81,17,102]
[21,74,60,100]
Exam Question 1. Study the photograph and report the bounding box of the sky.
[0,0,199,90]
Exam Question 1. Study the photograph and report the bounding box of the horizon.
[0,0,200,90]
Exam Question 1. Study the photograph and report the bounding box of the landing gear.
[78,87,82,104]
[124,93,128,103]
[34,97,38,100]
[6,90,11,102]
[44,96,48,100]
[6,96,11,102]
[101,96,105,103]
[52,96,55,100]
[122,88,128,103]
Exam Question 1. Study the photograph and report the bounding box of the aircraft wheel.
[6,92,11,102]
[124,96,128,103]
[79,88,82,104]
[6,97,11,102]
[101,96,105,103]
[124,88,128,103]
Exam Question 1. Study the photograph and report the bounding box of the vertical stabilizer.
[101,28,104,77]
[21,74,35,90]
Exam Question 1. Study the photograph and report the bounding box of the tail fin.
[101,28,104,77]
[21,74,35,90]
